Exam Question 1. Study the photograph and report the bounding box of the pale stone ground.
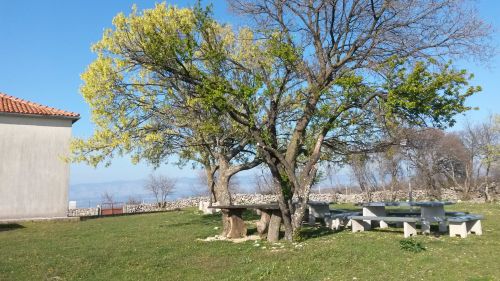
[199,234,261,243]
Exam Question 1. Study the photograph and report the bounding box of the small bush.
[399,239,426,253]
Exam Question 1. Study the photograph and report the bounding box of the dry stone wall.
[68,189,488,217]
[67,207,99,217]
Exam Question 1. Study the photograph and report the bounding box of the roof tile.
[0,92,80,119]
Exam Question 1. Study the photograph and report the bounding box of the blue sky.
[1,0,499,185]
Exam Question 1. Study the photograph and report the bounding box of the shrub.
[399,239,426,253]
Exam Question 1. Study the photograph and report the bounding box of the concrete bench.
[385,211,467,217]
[448,214,483,238]
[305,202,333,225]
[325,212,360,230]
[374,211,466,231]
[349,215,423,238]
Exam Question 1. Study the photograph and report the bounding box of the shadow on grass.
[163,213,222,228]
[198,210,260,224]
[200,213,224,224]
[0,224,25,232]
[367,225,445,238]
[297,226,334,240]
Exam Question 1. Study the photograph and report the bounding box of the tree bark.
[484,162,491,202]
[213,173,232,236]
[267,161,294,240]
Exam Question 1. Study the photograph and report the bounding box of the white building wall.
[0,114,73,220]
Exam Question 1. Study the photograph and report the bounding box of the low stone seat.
[348,215,422,238]
[384,211,466,217]
[448,214,483,238]
[325,211,360,230]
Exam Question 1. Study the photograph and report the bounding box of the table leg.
[308,205,315,225]
[256,210,271,238]
[421,206,446,234]
[421,220,431,235]
[363,206,387,229]
[267,210,282,242]
[309,205,331,226]
[224,209,247,239]
[438,221,448,233]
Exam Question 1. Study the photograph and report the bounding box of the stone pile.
[67,207,99,217]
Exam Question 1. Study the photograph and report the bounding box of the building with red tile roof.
[0,93,79,221]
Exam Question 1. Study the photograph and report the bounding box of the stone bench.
[349,215,423,238]
[382,211,467,229]
[304,202,333,225]
[325,211,361,230]
[385,211,468,217]
[448,214,483,238]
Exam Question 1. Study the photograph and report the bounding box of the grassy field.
[0,203,499,281]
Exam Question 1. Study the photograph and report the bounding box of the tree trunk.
[292,198,307,230]
[267,163,294,241]
[213,174,232,236]
[390,168,398,201]
[266,155,320,241]
[292,176,316,230]
[204,166,217,205]
[275,179,294,241]
[484,163,491,202]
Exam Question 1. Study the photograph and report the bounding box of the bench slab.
[349,216,422,223]
[447,214,483,223]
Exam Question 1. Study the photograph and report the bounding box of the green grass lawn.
[1,203,499,281]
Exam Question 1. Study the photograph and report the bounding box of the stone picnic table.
[209,201,335,242]
[209,204,283,242]
[360,201,455,233]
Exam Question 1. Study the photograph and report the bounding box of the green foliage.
[383,59,480,128]
[72,3,258,168]
[399,238,426,253]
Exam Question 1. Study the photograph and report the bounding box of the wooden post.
[267,210,282,242]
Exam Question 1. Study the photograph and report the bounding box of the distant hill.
[69,177,204,208]
[69,173,351,208]
[69,175,255,208]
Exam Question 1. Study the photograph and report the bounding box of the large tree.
[70,4,260,236]
[217,0,491,239]
[74,1,491,240]
[460,115,500,201]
